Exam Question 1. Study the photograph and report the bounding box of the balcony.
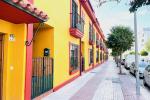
[70,13,84,38]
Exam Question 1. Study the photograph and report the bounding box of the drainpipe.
[79,38,82,76]
[79,2,82,76]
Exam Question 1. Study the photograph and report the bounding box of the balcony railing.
[72,13,85,33]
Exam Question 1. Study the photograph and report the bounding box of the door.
[32,57,53,99]
[0,35,3,100]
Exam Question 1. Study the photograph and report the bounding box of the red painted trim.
[84,63,101,73]
[28,0,33,4]
[53,74,80,92]
[70,70,79,75]
[84,67,93,73]
[70,28,84,38]
[25,24,33,100]
[32,90,53,100]
[80,0,105,40]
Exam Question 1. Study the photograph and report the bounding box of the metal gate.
[31,57,53,99]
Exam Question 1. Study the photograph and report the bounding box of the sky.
[90,0,150,38]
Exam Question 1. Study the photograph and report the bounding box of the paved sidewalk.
[42,60,150,100]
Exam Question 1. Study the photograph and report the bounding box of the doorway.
[0,34,3,100]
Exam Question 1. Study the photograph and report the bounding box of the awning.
[0,0,49,24]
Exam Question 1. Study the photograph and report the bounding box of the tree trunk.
[119,54,122,74]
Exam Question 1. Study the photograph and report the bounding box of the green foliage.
[145,39,150,52]
[111,49,119,57]
[129,0,150,12]
[97,0,150,13]
[106,26,134,56]
[140,50,148,56]
[129,51,135,55]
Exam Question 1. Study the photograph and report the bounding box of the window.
[100,52,102,61]
[70,43,79,73]
[96,50,99,62]
[72,0,78,28]
[92,29,95,42]
[96,33,99,46]
[89,49,93,65]
[89,23,92,41]
[71,0,84,33]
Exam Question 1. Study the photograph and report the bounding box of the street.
[41,60,150,100]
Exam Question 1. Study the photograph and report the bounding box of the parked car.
[130,60,148,78]
[143,65,150,87]
[124,55,136,70]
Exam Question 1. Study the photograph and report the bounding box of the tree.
[96,0,150,12]
[130,0,150,12]
[95,0,121,6]
[106,26,134,73]
[145,39,150,52]
[140,50,148,56]
[129,51,135,55]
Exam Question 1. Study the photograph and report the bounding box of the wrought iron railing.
[72,12,85,33]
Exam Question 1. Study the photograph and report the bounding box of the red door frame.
[25,1,33,100]
[25,24,33,100]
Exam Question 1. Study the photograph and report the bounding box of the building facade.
[139,28,150,51]
[0,0,108,100]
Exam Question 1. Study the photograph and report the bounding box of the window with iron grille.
[96,50,99,62]
[92,29,95,43]
[96,33,99,46]
[70,43,79,73]
[89,49,93,65]
[72,0,85,33]
[72,0,78,28]
[89,23,93,41]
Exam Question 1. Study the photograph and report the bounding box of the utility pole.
[134,11,140,95]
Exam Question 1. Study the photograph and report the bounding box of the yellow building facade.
[0,0,108,100]
[32,0,108,99]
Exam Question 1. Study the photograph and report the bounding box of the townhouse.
[0,0,108,100]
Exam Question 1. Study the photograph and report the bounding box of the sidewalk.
[42,60,150,100]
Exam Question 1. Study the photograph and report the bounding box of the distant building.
[139,28,150,51]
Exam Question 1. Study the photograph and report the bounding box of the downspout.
[79,2,82,76]
[92,23,94,68]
